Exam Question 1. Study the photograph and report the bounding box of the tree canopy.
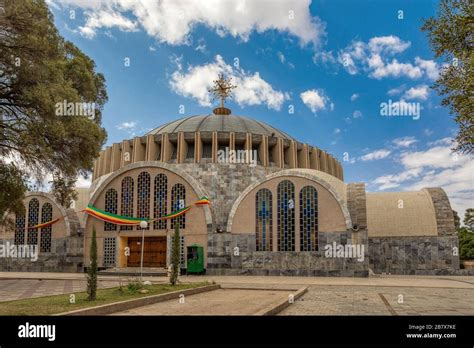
[422,0,473,154]
[0,0,107,219]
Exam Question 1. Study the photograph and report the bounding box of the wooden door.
[127,237,167,267]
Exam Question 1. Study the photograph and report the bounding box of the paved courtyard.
[113,288,293,315]
[0,272,473,315]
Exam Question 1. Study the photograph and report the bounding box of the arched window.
[14,212,26,246]
[299,186,318,251]
[154,174,168,230]
[171,183,186,229]
[256,189,272,251]
[27,198,40,245]
[120,176,134,231]
[40,203,52,253]
[137,172,151,230]
[277,180,295,251]
[104,189,118,231]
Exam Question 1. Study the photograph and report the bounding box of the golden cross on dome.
[208,74,237,108]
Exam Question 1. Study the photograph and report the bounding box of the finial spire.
[208,74,237,115]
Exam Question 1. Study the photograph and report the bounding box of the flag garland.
[25,197,211,228]
[83,196,210,226]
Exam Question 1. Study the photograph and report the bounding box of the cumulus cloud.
[360,149,391,161]
[117,121,137,130]
[392,136,417,148]
[300,89,332,113]
[372,138,473,218]
[352,110,363,119]
[53,0,325,46]
[403,85,429,100]
[169,55,289,110]
[77,10,138,38]
[337,36,440,81]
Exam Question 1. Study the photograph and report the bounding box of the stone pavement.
[0,272,473,315]
[278,285,474,315]
[0,278,120,302]
[112,288,293,315]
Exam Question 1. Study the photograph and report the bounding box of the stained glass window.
[40,203,52,253]
[137,172,151,230]
[300,186,318,251]
[120,176,134,231]
[154,174,167,230]
[14,212,25,246]
[256,189,272,251]
[104,189,118,231]
[277,180,295,251]
[27,198,39,246]
[171,183,186,229]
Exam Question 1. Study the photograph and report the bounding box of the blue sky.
[47,0,473,216]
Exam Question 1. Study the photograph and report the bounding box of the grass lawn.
[0,281,209,315]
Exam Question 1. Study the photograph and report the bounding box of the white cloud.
[352,110,363,119]
[333,128,341,135]
[392,136,417,148]
[300,89,331,113]
[367,35,411,55]
[337,36,439,81]
[277,51,285,64]
[169,55,289,110]
[415,57,440,80]
[117,121,137,130]
[350,93,359,101]
[387,85,405,96]
[360,149,391,161]
[403,85,429,100]
[372,138,474,217]
[149,45,156,52]
[78,10,138,38]
[55,0,325,46]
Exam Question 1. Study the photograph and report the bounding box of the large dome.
[147,114,295,141]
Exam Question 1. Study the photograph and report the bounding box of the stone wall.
[424,188,456,236]
[178,162,281,230]
[369,235,460,275]
[0,236,84,272]
[207,230,369,277]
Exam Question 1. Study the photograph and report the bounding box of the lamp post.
[139,220,148,281]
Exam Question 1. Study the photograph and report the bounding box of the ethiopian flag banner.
[83,196,210,226]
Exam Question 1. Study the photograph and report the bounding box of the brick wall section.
[347,183,367,229]
[425,188,455,236]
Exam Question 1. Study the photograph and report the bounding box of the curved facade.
[91,114,344,182]
[0,110,461,276]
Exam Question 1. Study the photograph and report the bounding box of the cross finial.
[208,74,237,109]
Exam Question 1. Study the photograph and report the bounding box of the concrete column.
[194,132,201,163]
[110,143,121,172]
[262,135,269,166]
[319,150,328,173]
[103,146,112,175]
[298,144,310,168]
[92,159,98,181]
[244,133,252,152]
[97,151,105,177]
[229,132,235,151]
[177,132,187,164]
[274,138,284,168]
[211,131,218,163]
[133,137,145,163]
[161,133,173,163]
[121,140,132,168]
[145,134,159,161]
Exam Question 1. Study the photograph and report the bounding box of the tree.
[463,208,474,231]
[459,227,474,260]
[87,227,98,301]
[49,172,78,208]
[170,223,180,286]
[0,162,28,225]
[0,0,107,217]
[453,210,461,230]
[421,0,473,154]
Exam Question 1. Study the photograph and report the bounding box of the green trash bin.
[186,244,204,274]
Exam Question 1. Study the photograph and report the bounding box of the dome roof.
[147,114,295,141]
